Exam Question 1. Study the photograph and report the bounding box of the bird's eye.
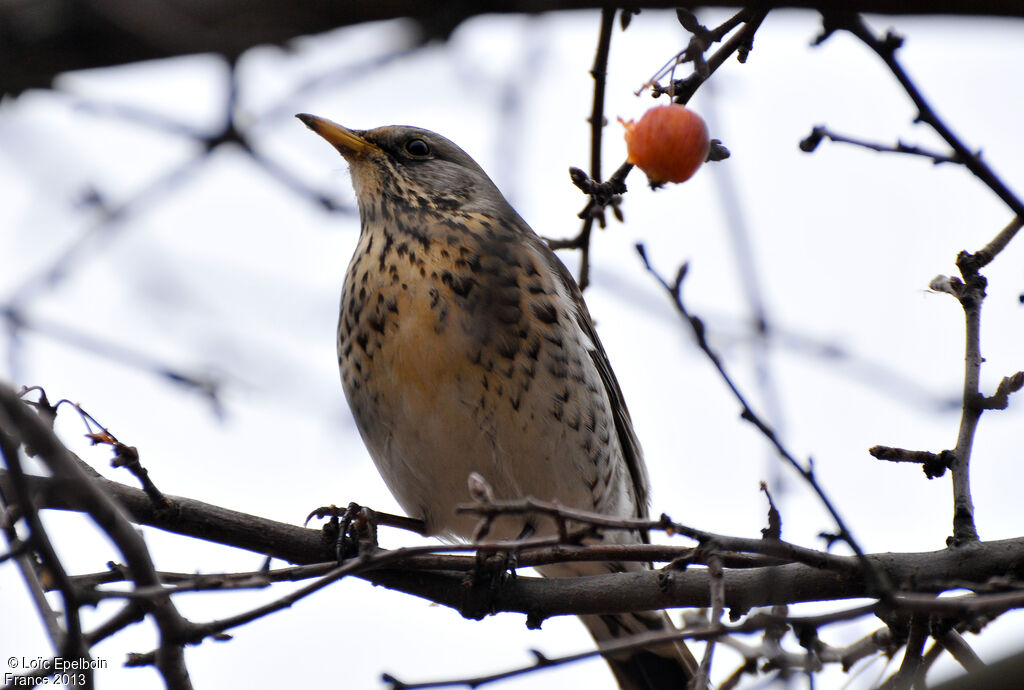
[404,138,431,157]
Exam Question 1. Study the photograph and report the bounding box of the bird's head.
[296,113,510,218]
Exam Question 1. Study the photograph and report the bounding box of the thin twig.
[884,613,928,690]
[12,463,1024,616]
[839,15,1024,220]
[0,415,86,671]
[639,8,752,95]
[960,216,1023,273]
[799,125,961,163]
[68,561,336,591]
[695,554,726,687]
[869,446,953,479]
[812,15,1024,544]
[555,8,616,291]
[702,82,789,496]
[668,9,768,105]
[457,495,859,573]
[382,603,880,690]
[0,386,195,689]
[921,235,1024,543]
[46,398,175,511]
[946,257,985,543]
[634,245,891,601]
[84,602,148,647]
[980,371,1024,410]
[0,477,69,659]
[935,629,986,674]
[551,9,767,287]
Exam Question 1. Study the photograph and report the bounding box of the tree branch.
[5,470,1024,621]
[0,387,194,689]
[635,246,891,601]
[838,15,1024,221]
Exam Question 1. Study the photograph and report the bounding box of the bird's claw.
[465,548,518,590]
[307,502,378,564]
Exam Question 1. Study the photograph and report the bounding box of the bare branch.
[883,614,928,689]
[551,8,765,287]
[808,14,1024,546]
[960,216,1023,273]
[799,124,961,164]
[0,407,90,675]
[6,462,1024,622]
[546,8,616,291]
[634,244,891,601]
[980,371,1024,410]
[381,604,876,690]
[0,385,195,689]
[935,629,986,674]
[838,15,1024,221]
[665,9,768,104]
[945,256,986,543]
[869,446,953,479]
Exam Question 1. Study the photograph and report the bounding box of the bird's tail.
[579,609,699,690]
[536,560,699,689]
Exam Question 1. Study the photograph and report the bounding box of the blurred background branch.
[3,1,1023,95]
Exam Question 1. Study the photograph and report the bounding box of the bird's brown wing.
[531,235,651,525]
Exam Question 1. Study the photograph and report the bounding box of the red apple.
[620,104,710,184]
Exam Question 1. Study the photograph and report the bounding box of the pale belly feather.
[338,229,635,541]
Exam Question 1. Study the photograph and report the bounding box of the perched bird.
[298,113,698,690]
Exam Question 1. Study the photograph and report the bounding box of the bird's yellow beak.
[296,113,381,157]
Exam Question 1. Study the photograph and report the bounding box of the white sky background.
[1,8,1023,689]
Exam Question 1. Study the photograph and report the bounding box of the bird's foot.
[457,547,521,620]
[463,520,535,590]
[306,502,378,563]
[465,548,518,591]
